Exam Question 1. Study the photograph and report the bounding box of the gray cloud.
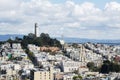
[0,0,120,39]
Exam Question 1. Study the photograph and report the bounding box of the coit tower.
[35,23,38,37]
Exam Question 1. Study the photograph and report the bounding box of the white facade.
[12,43,22,49]
[61,61,82,72]
[63,73,76,80]
[28,44,40,52]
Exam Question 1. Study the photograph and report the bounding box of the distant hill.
[0,34,120,44]
[57,37,120,44]
[0,34,23,41]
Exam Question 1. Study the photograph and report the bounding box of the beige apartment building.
[30,66,53,80]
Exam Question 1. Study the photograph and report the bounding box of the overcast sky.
[0,0,120,39]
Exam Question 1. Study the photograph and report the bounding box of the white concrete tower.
[35,23,38,37]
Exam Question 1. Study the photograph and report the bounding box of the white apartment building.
[12,43,22,49]
[28,44,40,52]
[63,73,76,80]
[68,45,102,63]
[1,43,11,49]
[61,60,84,72]
[12,43,27,58]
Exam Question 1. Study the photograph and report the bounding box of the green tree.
[28,33,36,38]
[100,60,120,74]
[72,43,78,48]
[73,75,82,80]
[87,62,95,71]
[7,33,62,49]
[40,33,50,46]
[100,63,110,74]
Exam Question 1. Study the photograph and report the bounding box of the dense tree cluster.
[100,60,120,74]
[87,60,120,74]
[0,41,5,45]
[6,33,62,48]
[87,62,99,72]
